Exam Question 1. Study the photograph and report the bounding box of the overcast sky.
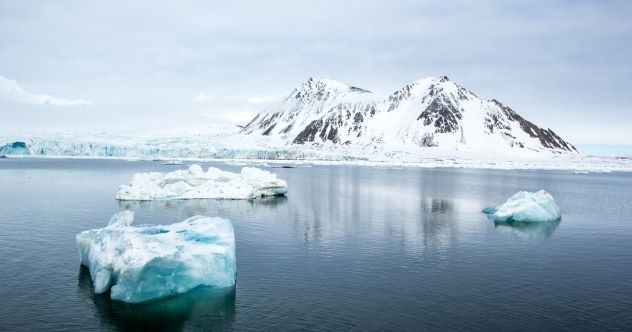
[1,0,630,149]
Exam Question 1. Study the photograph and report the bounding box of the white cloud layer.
[247,96,279,105]
[0,1,630,146]
[193,93,212,102]
[0,75,91,106]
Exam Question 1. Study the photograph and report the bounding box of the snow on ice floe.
[76,211,236,303]
[482,190,561,222]
[161,160,184,165]
[116,164,288,200]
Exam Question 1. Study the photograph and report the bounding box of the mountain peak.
[286,77,371,103]
[408,75,456,87]
[243,76,577,154]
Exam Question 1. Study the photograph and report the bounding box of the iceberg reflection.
[493,219,561,240]
[118,195,288,220]
[77,266,236,331]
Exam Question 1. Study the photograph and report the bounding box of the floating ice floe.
[116,164,288,200]
[76,211,236,303]
[482,190,561,222]
[161,160,183,165]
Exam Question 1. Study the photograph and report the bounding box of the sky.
[0,0,631,152]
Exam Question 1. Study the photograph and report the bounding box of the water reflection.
[424,198,453,214]
[493,219,561,240]
[77,266,236,331]
[285,170,477,254]
[118,196,288,220]
[417,198,463,253]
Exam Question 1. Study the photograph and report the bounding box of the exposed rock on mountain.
[241,76,578,153]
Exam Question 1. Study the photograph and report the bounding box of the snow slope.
[242,76,578,154]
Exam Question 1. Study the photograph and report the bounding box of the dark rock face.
[386,82,421,112]
[259,112,280,130]
[262,123,276,136]
[349,86,372,93]
[288,102,376,144]
[293,120,324,144]
[418,96,463,133]
[489,100,578,153]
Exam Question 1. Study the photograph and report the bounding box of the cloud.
[193,93,212,102]
[0,75,91,106]
[198,109,256,124]
[0,1,631,142]
[247,96,279,105]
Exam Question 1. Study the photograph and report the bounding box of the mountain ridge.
[241,76,579,154]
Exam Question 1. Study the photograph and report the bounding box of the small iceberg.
[482,190,561,222]
[161,160,184,165]
[116,164,288,200]
[76,211,236,303]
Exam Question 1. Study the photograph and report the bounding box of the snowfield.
[116,164,288,200]
[1,132,630,173]
[76,211,236,303]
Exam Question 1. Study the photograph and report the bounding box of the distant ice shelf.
[2,134,632,173]
[483,190,562,223]
[116,164,288,200]
[76,211,236,303]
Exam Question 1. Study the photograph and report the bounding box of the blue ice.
[76,211,236,303]
[483,190,561,223]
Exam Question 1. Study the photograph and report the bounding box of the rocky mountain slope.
[241,76,578,153]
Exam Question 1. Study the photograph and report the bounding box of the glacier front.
[76,211,236,303]
[116,164,288,200]
[482,190,562,222]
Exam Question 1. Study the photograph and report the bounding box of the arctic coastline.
[3,152,631,173]
[2,130,630,173]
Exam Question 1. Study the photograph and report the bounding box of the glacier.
[2,132,632,173]
[483,190,562,222]
[116,164,288,200]
[76,211,236,303]
[0,141,30,155]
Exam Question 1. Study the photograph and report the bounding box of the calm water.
[0,158,631,332]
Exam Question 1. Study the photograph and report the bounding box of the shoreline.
[2,154,631,173]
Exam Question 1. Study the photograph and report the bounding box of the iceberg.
[76,211,236,303]
[116,164,288,200]
[161,160,184,165]
[482,190,561,222]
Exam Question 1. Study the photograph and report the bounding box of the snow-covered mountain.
[241,76,578,153]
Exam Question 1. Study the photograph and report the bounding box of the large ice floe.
[482,190,561,222]
[76,211,236,303]
[116,164,288,200]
